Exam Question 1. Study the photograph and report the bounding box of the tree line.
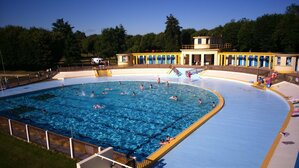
[0,4,298,71]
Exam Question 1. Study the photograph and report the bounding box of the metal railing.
[0,116,135,167]
[0,69,58,90]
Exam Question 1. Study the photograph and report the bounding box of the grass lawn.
[0,131,76,168]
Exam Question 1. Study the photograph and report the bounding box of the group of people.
[159,136,176,146]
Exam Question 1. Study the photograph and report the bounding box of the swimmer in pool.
[212,102,216,108]
[90,91,95,97]
[140,84,144,91]
[169,95,178,101]
[198,99,202,105]
[93,104,104,109]
[166,136,175,142]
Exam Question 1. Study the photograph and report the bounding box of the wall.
[111,68,169,76]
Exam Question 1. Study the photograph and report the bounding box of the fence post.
[8,119,12,135]
[25,124,30,142]
[45,131,50,150]
[69,138,74,159]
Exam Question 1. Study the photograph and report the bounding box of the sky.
[0,0,298,36]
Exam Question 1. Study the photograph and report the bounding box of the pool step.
[94,69,112,77]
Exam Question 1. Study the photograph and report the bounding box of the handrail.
[96,154,133,168]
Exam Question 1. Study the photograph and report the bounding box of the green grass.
[0,131,76,168]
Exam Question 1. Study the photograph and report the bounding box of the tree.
[82,34,98,55]
[126,35,142,53]
[164,14,181,51]
[193,29,209,36]
[273,13,299,53]
[96,25,127,58]
[208,26,223,37]
[286,3,299,15]
[222,19,245,50]
[52,18,81,64]
[238,20,255,51]
[181,28,196,45]
[253,14,283,52]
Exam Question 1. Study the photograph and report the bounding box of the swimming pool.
[0,81,218,161]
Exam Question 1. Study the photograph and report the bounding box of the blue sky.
[0,0,298,35]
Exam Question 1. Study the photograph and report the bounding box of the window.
[122,56,127,62]
[277,57,281,65]
[206,38,209,44]
[286,57,292,66]
[198,38,202,44]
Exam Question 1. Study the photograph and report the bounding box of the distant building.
[117,36,299,73]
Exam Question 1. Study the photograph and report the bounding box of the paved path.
[268,81,299,168]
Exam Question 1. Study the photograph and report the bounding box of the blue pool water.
[0,81,218,161]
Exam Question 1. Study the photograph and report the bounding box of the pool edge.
[137,90,225,168]
[260,88,294,168]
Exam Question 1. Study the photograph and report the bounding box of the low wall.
[200,70,257,83]
[111,68,169,76]
[53,71,95,79]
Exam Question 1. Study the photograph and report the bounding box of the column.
[240,55,243,66]
[201,54,205,66]
[175,55,178,65]
[155,55,158,64]
[257,55,260,68]
[135,56,138,65]
[235,55,238,66]
[219,54,222,66]
[189,54,193,66]
[181,54,184,65]
[269,56,272,69]
[245,55,249,67]
[224,54,227,66]
[165,55,167,64]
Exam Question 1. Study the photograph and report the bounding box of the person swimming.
[102,91,108,95]
[166,136,175,142]
[90,91,95,97]
[81,90,86,96]
[169,95,178,101]
[159,139,168,146]
[198,98,202,104]
[212,102,216,108]
[140,84,144,91]
[120,91,128,95]
[132,92,136,96]
[157,77,160,84]
[149,84,153,89]
[166,81,169,87]
[93,104,104,109]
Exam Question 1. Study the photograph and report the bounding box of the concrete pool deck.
[1,69,297,167]
[267,82,299,168]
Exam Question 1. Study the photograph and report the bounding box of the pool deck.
[267,81,299,168]
[1,69,298,167]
